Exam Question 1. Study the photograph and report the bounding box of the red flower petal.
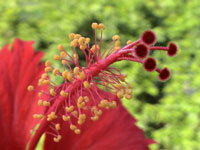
[44,90,152,150]
[0,39,45,149]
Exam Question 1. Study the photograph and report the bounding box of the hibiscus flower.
[0,23,177,150]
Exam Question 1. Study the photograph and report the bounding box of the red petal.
[0,39,45,149]
[44,90,152,150]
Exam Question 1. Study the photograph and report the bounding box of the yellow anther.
[73,53,78,60]
[125,94,132,100]
[45,60,51,67]
[50,89,56,96]
[53,135,62,142]
[79,71,85,80]
[73,67,80,75]
[27,85,34,91]
[58,44,64,51]
[69,33,75,40]
[41,73,48,79]
[53,137,58,143]
[62,115,70,121]
[38,100,43,106]
[83,81,91,89]
[45,67,52,73]
[85,38,90,44]
[60,51,67,58]
[33,114,38,119]
[65,105,74,112]
[81,102,86,106]
[70,41,74,47]
[38,91,43,97]
[62,70,68,79]
[54,55,61,60]
[98,23,105,30]
[91,115,99,121]
[42,80,49,85]
[53,68,59,75]
[60,90,68,97]
[70,39,78,47]
[115,40,120,47]
[78,37,85,45]
[37,114,44,119]
[74,34,81,39]
[126,40,132,45]
[74,129,81,134]
[47,112,57,121]
[47,115,53,121]
[55,123,61,131]
[80,45,86,51]
[112,35,120,41]
[98,100,109,108]
[97,110,102,116]
[125,89,132,95]
[79,114,86,120]
[67,72,73,82]
[91,106,97,112]
[38,79,43,86]
[62,60,67,65]
[84,96,89,103]
[72,110,78,117]
[43,101,50,107]
[70,124,77,130]
[92,22,98,29]
[77,103,83,109]
[117,91,123,99]
[116,83,123,89]
[77,101,85,109]
[33,114,43,119]
[78,96,83,104]
[91,44,99,54]
[78,114,86,125]
[110,101,117,108]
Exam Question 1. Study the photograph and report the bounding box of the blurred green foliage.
[0,0,200,149]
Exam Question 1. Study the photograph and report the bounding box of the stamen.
[28,22,177,148]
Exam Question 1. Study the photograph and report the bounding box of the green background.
[0,0,200,149]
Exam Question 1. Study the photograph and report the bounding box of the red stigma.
[135,44,149,59]
[158,68,170,81]
[143,57,157,72]
[141,30,156,45]
[167,43,178,57]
